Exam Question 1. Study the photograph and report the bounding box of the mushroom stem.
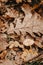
[30,45,32,49]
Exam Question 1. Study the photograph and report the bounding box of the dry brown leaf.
[16,0,22,3]
[21,49,38,62]
[0,50,7,59]
[7,23,14,34]
[0,59,17,65]
[14,13,43,37]
[35,41,43,48]
[13,4,43,37]
[0,35,8,51]
[9,41,19,48]
[0,0,8,2]
[5,8,19,18]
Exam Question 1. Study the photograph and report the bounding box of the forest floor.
[0,0,43,65]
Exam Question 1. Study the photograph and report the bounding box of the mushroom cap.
[23,39,34,46]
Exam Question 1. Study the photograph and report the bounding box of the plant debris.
[0,0,43,65]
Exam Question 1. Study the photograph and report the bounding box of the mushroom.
[23,39,34,48]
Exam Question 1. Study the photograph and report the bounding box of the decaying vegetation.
[0,0,43,65]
